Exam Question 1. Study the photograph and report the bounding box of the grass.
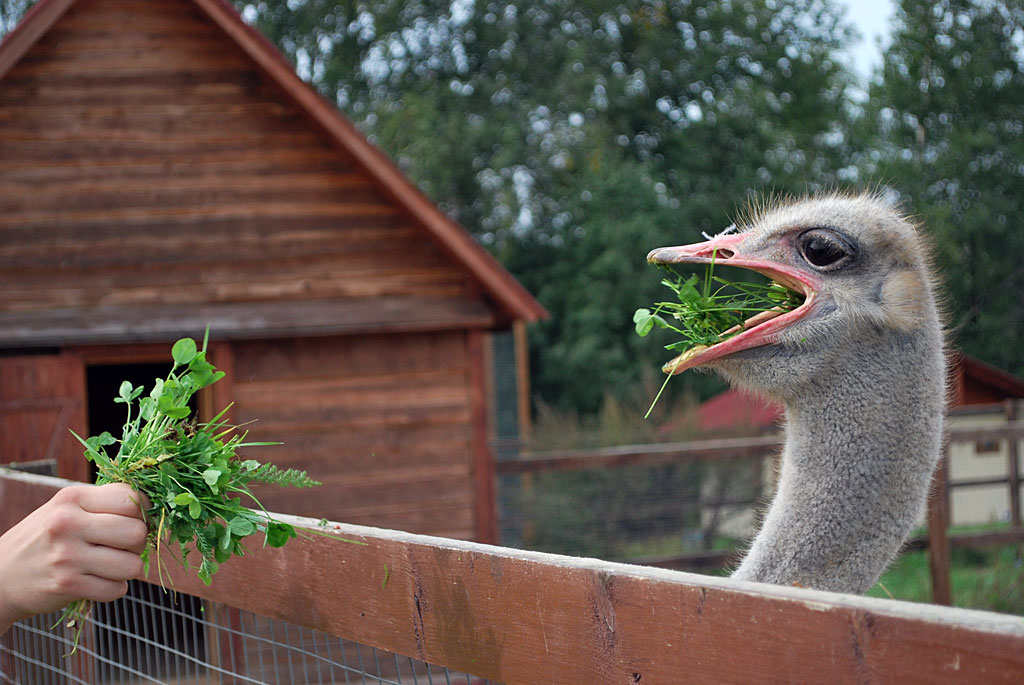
[868,541,1024,615]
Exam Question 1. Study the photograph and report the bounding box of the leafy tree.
[0,0,34,35]
[499,154,724,412]
[239,0,859,411]
[865,0,1024,376]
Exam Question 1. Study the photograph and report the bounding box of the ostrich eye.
[798,228,855,270]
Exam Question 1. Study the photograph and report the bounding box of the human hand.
[0,483,150,635]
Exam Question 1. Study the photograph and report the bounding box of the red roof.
[952,353,1024,406]
[694,354,1024,435]
[696,389,782,434]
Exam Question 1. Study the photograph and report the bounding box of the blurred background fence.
[495,400,1024,606]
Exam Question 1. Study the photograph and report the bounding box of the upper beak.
[647,232,747,265]
[645,233,821,374]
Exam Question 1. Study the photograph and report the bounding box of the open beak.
[646,233,821,375]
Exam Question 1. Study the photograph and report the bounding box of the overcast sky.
[837,0,896,79]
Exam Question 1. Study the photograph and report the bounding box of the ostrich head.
[648,193,942,403]
[648,193,947,594]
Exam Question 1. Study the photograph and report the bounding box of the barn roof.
[0,0,545,346]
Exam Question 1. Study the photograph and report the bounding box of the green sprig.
[57,329,321,653]
[635,254,804,417]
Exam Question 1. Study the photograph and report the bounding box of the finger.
[73,576,131,605]
[77,483,151,519]
[78,545,146,583]
[77,513,149,553]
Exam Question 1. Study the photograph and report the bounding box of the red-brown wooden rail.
[3,469,1024,683]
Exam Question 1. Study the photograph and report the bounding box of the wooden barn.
[0,0,545,543]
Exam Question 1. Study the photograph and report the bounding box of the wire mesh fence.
[0,580,493,685]
[497,456,768,563]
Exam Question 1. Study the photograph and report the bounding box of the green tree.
[239,0,859,411]
[499,155,720,412]
[1,0,34,35]
[865,0,1024,376]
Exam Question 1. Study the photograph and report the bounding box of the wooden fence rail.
[498,407,1024,606]
[3,468,1024,683]
[498,419,1024,476]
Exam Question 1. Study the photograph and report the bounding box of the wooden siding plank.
[0,298,496,347]
[227,333,476,536]
[11,45,254,76]
[0,223,421,266]
[0,104,312,135]
[246,436,473,475]
[0,254,466,291]
[0,276,469,313]
[0,355,87,481]
[0,149,352,181]
[0,0,543,327]
[0,215,407,249]
[0,128,330,150]
[231,332,470,380]
[232,370,471,409]
[256,469,473,509]
[0,72,281,107]
[236,407,474,440]
[0,168,374,198]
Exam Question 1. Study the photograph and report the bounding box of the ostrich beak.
[646,233,822,375]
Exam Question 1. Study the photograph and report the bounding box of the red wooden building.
[0,0,544,542]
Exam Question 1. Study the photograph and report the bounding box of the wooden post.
[927,448,952,606]
[213,603,246,684]
[206,342,235,424]
[1006,400,1021,531]
[467,330,497,544]
[513,320,532,441]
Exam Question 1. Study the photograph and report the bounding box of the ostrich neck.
[731,330,945,594]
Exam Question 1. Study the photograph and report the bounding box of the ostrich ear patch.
[880,268,927,331]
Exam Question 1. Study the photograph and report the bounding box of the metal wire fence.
[497,456,767,562]
[1,580,492,685]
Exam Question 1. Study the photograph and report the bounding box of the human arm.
[0,483,150,636]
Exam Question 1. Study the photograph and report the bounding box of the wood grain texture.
[229,332,478,538]
[468,329,497,543]
[927,453,953,606]
[3,470,1024,684]
[189,0,545,323]
[0,0,545,333]
[0,297,495,347]
[0,0,479,335]
[0,354,88,481]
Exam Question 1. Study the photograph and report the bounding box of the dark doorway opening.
[86,363,168,463]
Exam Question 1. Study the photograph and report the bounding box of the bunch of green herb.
[58,331,319,651]
[634,256,804,417]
